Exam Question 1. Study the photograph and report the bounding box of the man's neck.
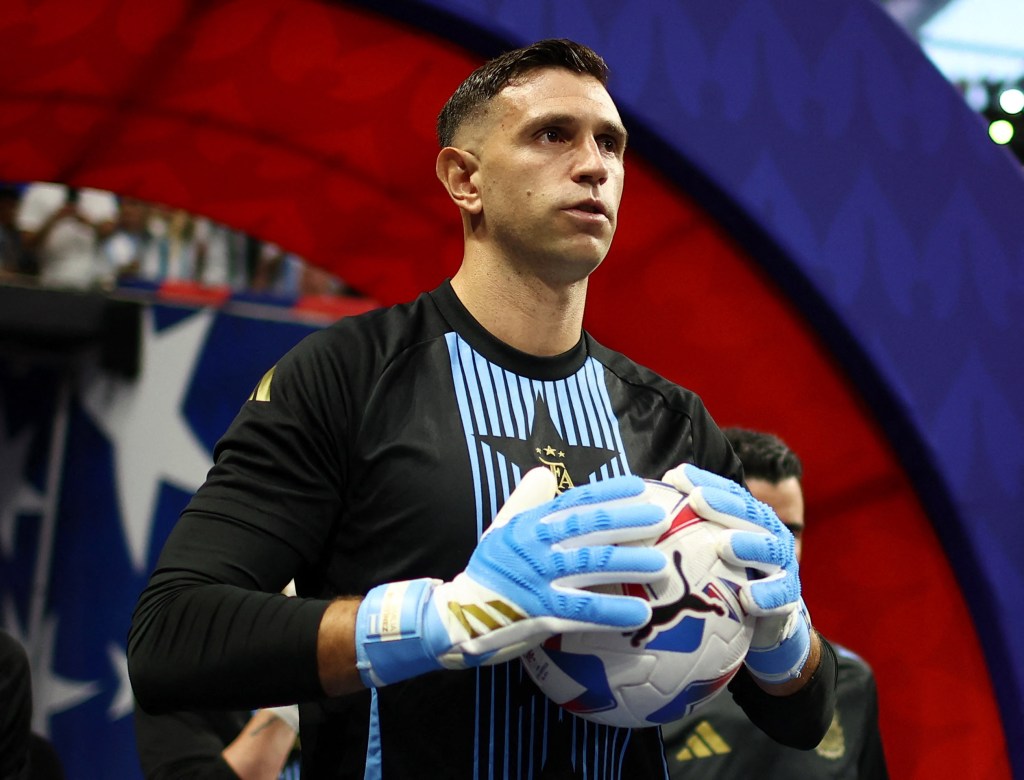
[450,261,588,357]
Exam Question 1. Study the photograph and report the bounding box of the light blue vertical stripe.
[503,666,511,780]
[599,723,607,779]
[487,361,514,437]
[563,375,582,445]
[474,351,502,434]
[655,726,671,779]
[571,716,578,774]
[576,362,609,455]
[516,685,523,780]
[446,334,486,780]
[464,348,501,524]
[363,688,382,780]
[441,337,644,779]
[517,375,535,434]
[554,378,580,446]
[541,382,560,440]
[567,372,596,448]
[447,334,486,539]
[458,338,489,436]
[616,728,632,778]
[582,358,630,478]
[528,696,537,780]
[475,667,483,780]
[580,359,615,452]
[489,667,497,780]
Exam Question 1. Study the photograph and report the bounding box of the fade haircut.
[723,428,803,484]
[436,38,610,148]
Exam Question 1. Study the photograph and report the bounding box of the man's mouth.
[566,200,608,218]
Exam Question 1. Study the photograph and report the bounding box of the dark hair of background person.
[722,427,803,483]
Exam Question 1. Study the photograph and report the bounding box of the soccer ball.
[521,479,755,729]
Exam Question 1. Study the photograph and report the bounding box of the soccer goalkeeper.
[129,38,836,779]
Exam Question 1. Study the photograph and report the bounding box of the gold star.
[544,445,557,456]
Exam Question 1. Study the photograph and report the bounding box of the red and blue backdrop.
[0,1,1021,778]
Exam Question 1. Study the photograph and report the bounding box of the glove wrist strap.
[355,578,446,688]
[744,601,812,684]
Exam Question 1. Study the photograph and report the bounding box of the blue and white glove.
[661,463,812,684]
[355,468,670,688]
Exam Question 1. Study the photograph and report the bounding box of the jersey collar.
[430,280,589,381]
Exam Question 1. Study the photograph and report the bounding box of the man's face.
[746,476,805,562]
[459,68,627,283]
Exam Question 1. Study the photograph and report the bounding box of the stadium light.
[988,119,1015,144]
[999,87,1024,114]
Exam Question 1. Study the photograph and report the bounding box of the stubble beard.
[496,221,612,289]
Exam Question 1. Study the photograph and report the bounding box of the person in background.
[133,705,300,780]
[1,628,33,779]
[1,630,66,780]
[663,427,889,779]
[15,182,117,289]
[128,39,836,778]
[0,184,36,279]
[100,195,157,284]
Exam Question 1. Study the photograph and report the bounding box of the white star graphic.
[0,402,44,556]
[81,308,215,573]
[106,642,134,720]
[3,599,100,738]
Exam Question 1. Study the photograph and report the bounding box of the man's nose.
[573,137,609,184]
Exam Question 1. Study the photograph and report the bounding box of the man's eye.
[542,130,562,143]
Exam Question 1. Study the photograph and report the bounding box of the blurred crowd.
[0,181,359,302]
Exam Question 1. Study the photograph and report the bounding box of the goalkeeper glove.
[661,463,811,683]
[355,468,670,688]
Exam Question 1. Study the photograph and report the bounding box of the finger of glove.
[550,544,668,589]
[564,590,653,629]
[730,563,801,615]
[688,484,786,539]
[544,474,647,513]
[465,520,665,606]
[661,463,737,495]
[541,503,668,548]
[717,528,794,570]
[456,605,651,662]
[489,467,558,533]
[717,528,800,614]
[454,639,539,669]
[517,591,653,631]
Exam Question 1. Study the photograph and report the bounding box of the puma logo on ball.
[629,550,724,647]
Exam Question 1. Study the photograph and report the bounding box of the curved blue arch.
[364,0,1024,771]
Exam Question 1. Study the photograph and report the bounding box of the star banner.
[0,296,321,777]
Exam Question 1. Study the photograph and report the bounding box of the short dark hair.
[723,427,803,484]
[436,38,610,148]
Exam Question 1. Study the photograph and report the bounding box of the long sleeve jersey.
[129,280,835,779]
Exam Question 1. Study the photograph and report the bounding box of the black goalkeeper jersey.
[130,280,832,779]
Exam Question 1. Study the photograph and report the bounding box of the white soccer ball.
[521,479,756,729]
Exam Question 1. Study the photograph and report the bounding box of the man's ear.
[436,147,482,215]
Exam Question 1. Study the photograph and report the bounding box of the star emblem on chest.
[477,395,619,492]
